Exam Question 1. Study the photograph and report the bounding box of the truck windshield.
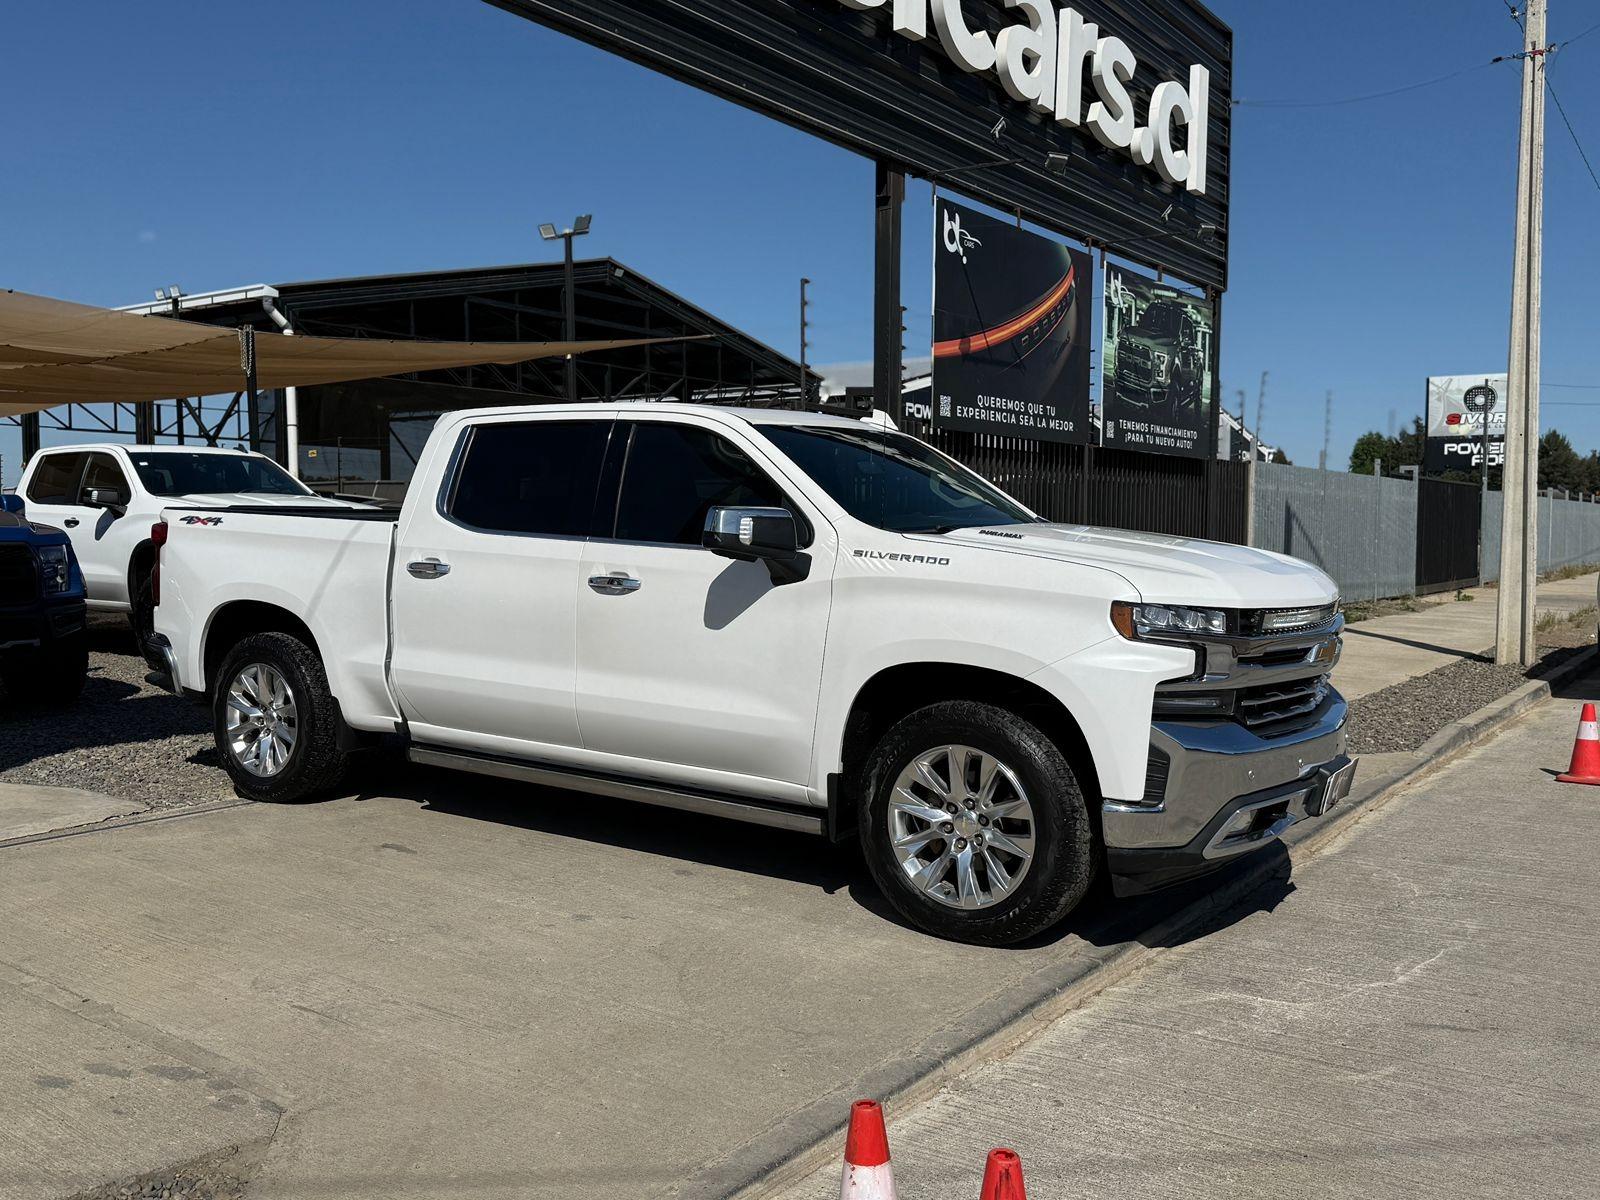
[128,453,312,497]
[758,425,1038,534]
[1135,305,1180,337]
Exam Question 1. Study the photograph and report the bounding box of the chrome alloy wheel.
[887,744,1036,910]
[225,663,299,778]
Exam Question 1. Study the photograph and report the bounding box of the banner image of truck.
[1425,374,1507,473]
[1100,265,1216,459]
[930,199,1093,444]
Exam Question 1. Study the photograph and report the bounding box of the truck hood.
[936,524,1339,608]
[0,510,69,545]
[165,492,366,509]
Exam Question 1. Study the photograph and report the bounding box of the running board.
[407,745,825,835]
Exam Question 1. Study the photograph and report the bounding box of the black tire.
[213,632,347,803]
[130,570,162,670]
[858,700,1094,946]
[2,632,89,706]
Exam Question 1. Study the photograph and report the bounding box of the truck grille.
[0,545,37,606]
[1236,675,1331,732]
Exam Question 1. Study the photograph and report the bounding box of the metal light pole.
[540,215,593,403]
[1496,0,1548,666]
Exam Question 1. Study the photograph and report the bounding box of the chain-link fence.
[1480,491,1600,583]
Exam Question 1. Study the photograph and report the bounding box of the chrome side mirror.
[703,506,809,585]
[83,488,128,516]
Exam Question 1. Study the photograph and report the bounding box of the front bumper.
[1103,691,1354,895]
[0,597,87,653]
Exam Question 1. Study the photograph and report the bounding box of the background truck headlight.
[37,546,72,593]
[1111,601,1228,640]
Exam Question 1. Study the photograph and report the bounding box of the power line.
[1545,76,1600,193]
[1232,60,1497,109]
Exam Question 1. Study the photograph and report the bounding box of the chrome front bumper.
[1102,691,1354,895]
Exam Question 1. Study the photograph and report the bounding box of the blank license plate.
[1307,760,1357,817]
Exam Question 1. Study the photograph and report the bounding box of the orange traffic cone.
[840,1100,897,1200]
[1557,703,1600,785]
[978,1148,1027,1200]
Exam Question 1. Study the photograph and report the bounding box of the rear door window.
[445,420,611,537]
[26,453,86,504]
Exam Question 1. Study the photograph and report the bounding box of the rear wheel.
[213,632,347,802]
[859,701,1093,945]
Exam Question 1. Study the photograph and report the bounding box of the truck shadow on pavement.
[338,748,1298,952]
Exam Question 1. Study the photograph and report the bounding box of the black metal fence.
[901,416,1250,544]
[1415,477,1484,595]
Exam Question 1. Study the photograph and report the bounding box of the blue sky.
[3,0,1597,475]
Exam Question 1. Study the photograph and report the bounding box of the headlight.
[37,545,72,594]
[1112,601,1228,640]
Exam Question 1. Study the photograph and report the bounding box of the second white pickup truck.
[150,403,1354,945]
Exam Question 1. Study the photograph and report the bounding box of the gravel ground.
[65,1143,259,1200]
[0,616,228,809]
[1346,611,1596,756]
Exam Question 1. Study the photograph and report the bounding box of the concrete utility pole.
[1497,0,1548,666]
[1320,390,1333,471]
[1255,372,1268,460]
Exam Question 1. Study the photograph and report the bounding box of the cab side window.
[26,453,86,503]
[445,420,611,537]
[79,454,132,505]
[609,423,792,546]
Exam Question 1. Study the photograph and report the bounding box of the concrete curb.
[702,644,1599,1200]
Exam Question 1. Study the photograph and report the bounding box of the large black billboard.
[1100,264,1215,458]
[485,0,1233,290]
[931,200,1093,443]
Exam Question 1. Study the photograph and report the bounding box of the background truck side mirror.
[83,488,128,517]
[703,506,810,585]
[1,494,23,515]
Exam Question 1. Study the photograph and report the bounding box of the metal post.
[800,277,812,410]
[1372,459,1383,602]
[1496,0,1548,665]
[563,233,578,403]
[20,413,40,462]
[873,164,905,417]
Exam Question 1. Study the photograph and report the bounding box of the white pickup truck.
[150,403,1354,945]
[17,444,356,649]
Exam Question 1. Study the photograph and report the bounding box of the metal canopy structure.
[3,259,817,491]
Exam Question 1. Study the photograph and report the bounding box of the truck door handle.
[588,573,641,596]
[407,558,451,579]
[63,518,79,528]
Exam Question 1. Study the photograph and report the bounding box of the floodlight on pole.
[540,214,594,402]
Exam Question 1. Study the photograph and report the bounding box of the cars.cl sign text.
[838,0,1212,195]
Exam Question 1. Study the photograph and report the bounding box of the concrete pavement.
[1337,571,1598,700]
[769,673,1600,1200]
[0,762,1289,1200]
[0,783,145,840]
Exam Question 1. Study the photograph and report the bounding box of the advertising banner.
[930,200,1093,444]
[1425,374,1507,473]
[1100,265,1216,459]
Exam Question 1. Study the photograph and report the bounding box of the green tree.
[1349,431,1389,475]
[1539,429,1584,493]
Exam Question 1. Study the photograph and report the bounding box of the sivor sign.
[839,0,1211,194]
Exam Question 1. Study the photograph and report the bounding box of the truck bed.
[155,505,401,728]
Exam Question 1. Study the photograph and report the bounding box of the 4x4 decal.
[179,515,223,526]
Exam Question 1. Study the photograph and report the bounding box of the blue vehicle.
[0,494,88,704]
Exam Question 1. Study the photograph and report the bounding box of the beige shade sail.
[0,288,692,417]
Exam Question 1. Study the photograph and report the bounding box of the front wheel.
[213,632,347,803]
[859,701,1094,946]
